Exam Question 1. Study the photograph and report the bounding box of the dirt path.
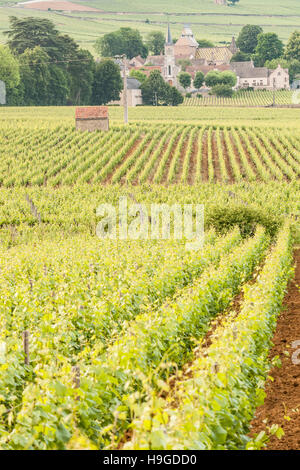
[250,248,300,450]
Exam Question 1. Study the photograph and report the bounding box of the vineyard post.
[123,55,128,125]
[23,330,29,365]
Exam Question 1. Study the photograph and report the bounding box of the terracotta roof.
[196,47,233,63]
[75,107,108,119]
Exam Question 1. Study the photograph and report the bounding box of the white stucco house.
[230,61,290,90]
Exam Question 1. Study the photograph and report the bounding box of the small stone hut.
[75,106,109,131]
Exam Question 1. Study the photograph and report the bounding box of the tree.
[146,31,165,55]
[95,28,148,59]
[5,16,60,58]
[129,69,147,84]
[255,33,284,66]
[205,70,236,88]
[92,59,122,105]
[285,30,300,61]
[219,71,237,87]
[0,45,21,105]
[5,16,96,105]
[194,71,204,90]
[67,49,95,105]
[178,72,192,90]
[0,45,20,91]
[236,25,263,54]
[212,84,234,97]
[141,70,167,105]
[19,47,52,105]
[204,71,220,87]
[197,39,214,48]
[165,84,184,106]
[230,51,251,62]
[288,59,300,83]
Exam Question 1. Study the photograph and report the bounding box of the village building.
[173,25,198,59]
[163,24,181,87]
[129,55,146,68]
[109,77,143,107]
[230,61,290,90]
[129,24,239,92]
[75,106,109,131]
[196,37,238,66]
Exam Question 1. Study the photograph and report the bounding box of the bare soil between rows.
[250,248,300,450]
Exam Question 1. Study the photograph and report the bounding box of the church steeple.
[229,36,238,54]
[166,23,173,45]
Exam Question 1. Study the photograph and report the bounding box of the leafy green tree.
[236,25,263,54]
[0,45,20,91]
[141,70,167,105]
[285,30,300,61]
[92,59,122,105]
[129,69,147,84]
[165,84,183,106]
[212,84,234,97]
[205,71,221,87]
[205,70,236,88]
[219,71,237,86]
[178,72,192,90]
[19,47,51,105]
[0,45,21,105]
[197,39,214,48]
[230,51,251,62]
[288,59,300,83]
[5,16,60,58]
[5,16,96,105]
[48,65,70,105]
[255,33,284,66]
[146,31,165,55]
[67,49,95,105]
[194,71,204,90]
[95,28,148,59]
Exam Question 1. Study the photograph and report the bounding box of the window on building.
[168,65,172,76]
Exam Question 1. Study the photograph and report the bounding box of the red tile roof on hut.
[75,106,108,119]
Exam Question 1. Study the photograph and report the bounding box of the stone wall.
[75,118,109,132]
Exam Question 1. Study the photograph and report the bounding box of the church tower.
[229,36,238,54]
[164,24,178,86]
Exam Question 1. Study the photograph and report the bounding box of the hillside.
[0,0,299,54]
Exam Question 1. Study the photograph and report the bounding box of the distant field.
[183,90,295,107]
[2,104,300,128]
[0,0,300,53]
